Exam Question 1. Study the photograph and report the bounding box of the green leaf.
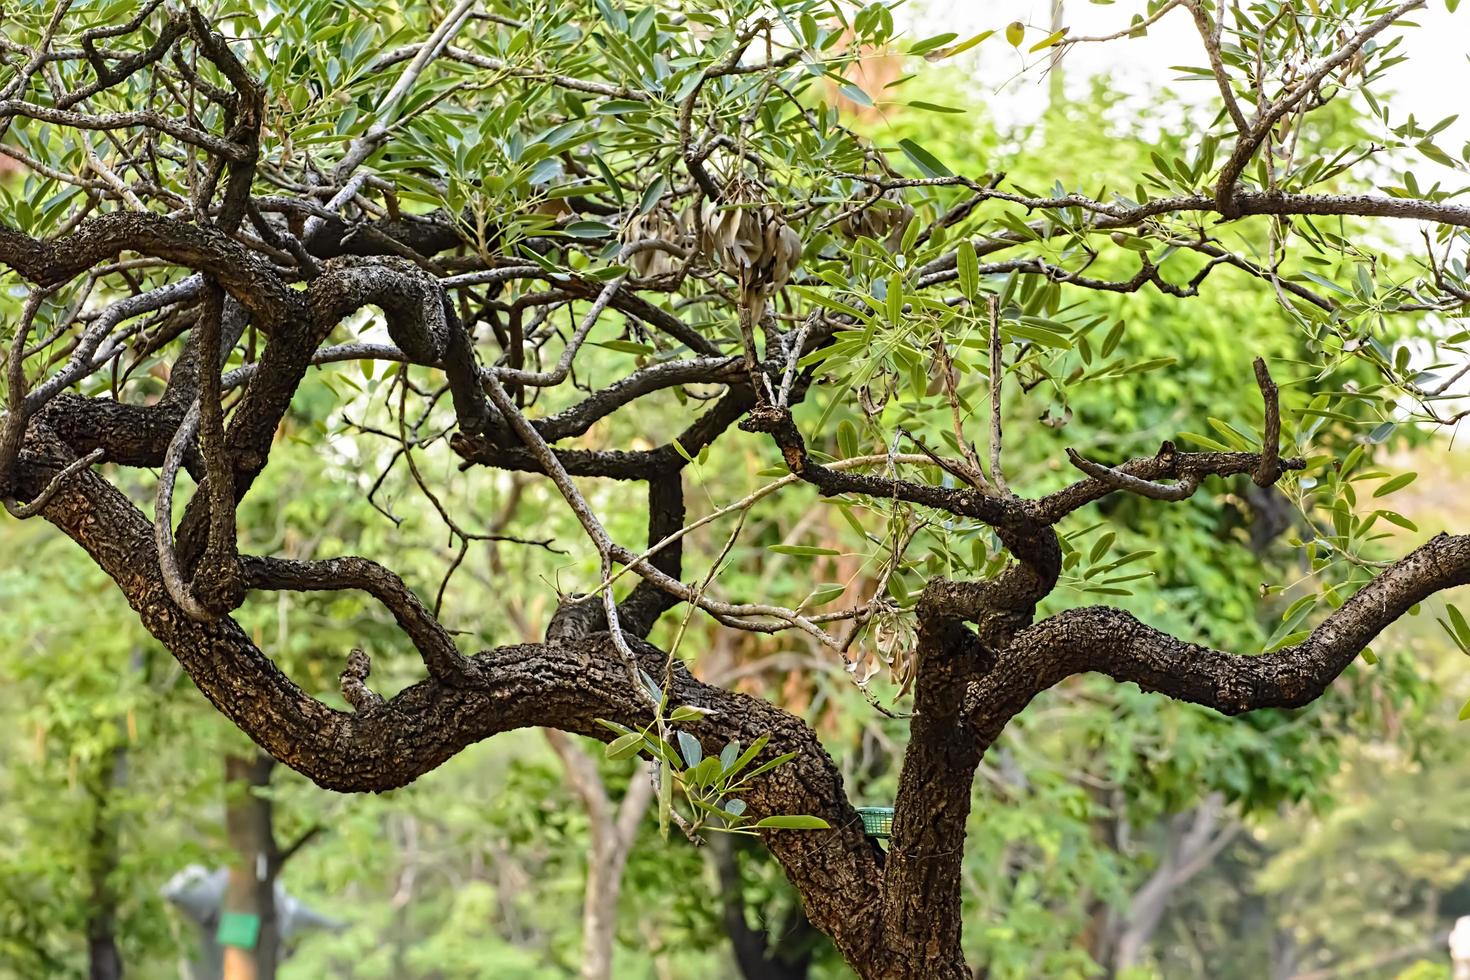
[676,731,702,768]
[658,760,672,839]
[926,30,993,60]
[908,100,964,113]
[1300,271,1352,296]
[1459,696,1470,721]
[722,733,770,779]
[563,220,614,238]
[1028,27,1069,52]
[638,668,664,706]
[1373,472,1416,497]
[1265,599,1315,652]
[669,704,713,723]
[957,240,979,299]
[1088,532,1115,564]
[1005,322,1071,349]
[595,340,656,355]
[595,99,649,115]
[804,583,848,607]
[1418,140,1457,167]
[753,814,831,830]
[1448,604,1470,652]
[839,83,872,107]
[897,138,952,177]
[605,732,644,761]
[688,756,722,789]
[837,419,859,459]
[907,32,958,56]
[1378,510,1418,532]
[1179,431,1231,451]
[768,544,841,556]
[637,175,666,215]
[738,750,799,783]
[1005,21,1026,46]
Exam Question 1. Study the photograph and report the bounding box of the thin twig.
[154,400,213,621]
[987,295,1009,495]
[4,448,104,518]
[1064,448,1203,501]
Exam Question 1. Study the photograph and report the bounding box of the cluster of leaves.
[599,680,830,839]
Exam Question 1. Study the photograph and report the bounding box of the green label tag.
[217,911,262,949]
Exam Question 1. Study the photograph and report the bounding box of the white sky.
[901,0,1469,165]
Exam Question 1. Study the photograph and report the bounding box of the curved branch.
[1004,532,1470,716]
[238,554,476,686]
[0,212,298,328]
[1032,446,1304,524]
[308,257,496,431]
[154,400,212,621]
[0,100,251,160]
[16,430,886,969]
[1064,448,1204,502]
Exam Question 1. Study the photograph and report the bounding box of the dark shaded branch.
[307,257,491,431]
[1252,357,1282,487]
[238,555,476,686]
[534,356,744,441]
[617,470,687,637]
[0,212,299,329]
[740,403,1012,525]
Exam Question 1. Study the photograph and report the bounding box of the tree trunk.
[86,744,126,980]
[709,835,817,980]
[1109,795,1237,975]
[545,730,655,980]
[222,752,280,980]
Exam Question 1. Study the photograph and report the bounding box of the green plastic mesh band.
[857,806,894,838]
[217,911,262,950]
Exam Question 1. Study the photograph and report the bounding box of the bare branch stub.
[1252,357,1282,488]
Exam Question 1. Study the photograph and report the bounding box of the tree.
[1,1,1468,976]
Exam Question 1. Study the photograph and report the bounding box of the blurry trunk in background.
[1107,795,1239,976]
[86,743,127,980]
[1049,0,1066,106]
[222,753,281,980]
[544,730,656,980]
[708,835,820,980]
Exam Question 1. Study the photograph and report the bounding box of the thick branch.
[16,429,886,969]
[1004,532,1470,716]
[0,212,297,329]
[238,555,476,686]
